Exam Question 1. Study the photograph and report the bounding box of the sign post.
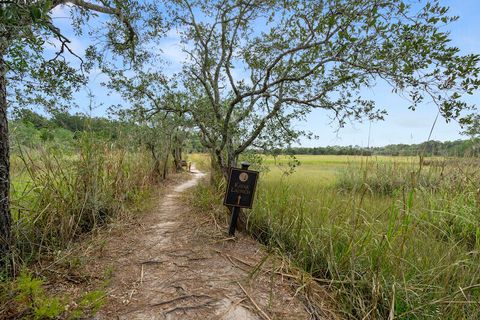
[224,162,259,236]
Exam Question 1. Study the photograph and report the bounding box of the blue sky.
[298,0,480,147]
[49,1,480,147]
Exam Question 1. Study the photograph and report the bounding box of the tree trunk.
[210,151,226,186]
[210,147,239,185]
[172,143,183,172]
[176,146,182,170]
[0,52,12,273]
[146,143,162,180]
[162,134,173,180]
[162,151,169,180]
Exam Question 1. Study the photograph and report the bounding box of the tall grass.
[246,157,480,319]
[9,133,158,268]
[192,155,480,318]
[336,157,477,195]
[2,128,173,318]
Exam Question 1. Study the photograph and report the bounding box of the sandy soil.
[90,167,312,319]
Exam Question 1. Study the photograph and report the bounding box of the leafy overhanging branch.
[103,0,479,178]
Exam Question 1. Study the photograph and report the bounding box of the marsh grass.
[2,133,164,318]
[193,154,480,319]
[9,134,158,269]
[248,156,480,319]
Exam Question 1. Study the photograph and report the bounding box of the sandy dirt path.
[94,167,310,319]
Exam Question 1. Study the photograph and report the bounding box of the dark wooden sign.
[224,167,259,209]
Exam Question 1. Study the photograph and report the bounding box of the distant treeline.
[12,108,125,138]
[9,109,206,152]
[12,109,479,157]
[281,139,480,157]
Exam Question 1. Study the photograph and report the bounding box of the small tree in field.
[161,0,479,179]
[115,105,190,180]
[105,68,195,171]
[0,0,147,273]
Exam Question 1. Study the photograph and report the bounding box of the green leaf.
[44,0,53,12]
[30,6,42,21]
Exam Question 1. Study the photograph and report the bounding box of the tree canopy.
[104,0,479,178]
[0,0,153,273]
[1,0,145,113]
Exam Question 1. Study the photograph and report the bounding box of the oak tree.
[167,0,479,178]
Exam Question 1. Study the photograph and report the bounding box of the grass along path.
[85,166,312,319]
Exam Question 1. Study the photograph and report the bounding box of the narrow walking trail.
[94,167,310,319]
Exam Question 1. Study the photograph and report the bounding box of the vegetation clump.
[245,156,480,318]
[190,154,480,318]
[1,270,105,319]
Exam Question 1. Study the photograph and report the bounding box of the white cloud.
[161,42,188,65]
[165,27,185,39]
[50,3,73,18]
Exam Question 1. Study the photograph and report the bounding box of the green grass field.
[243,155,480,319]
[261,154,419,183]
